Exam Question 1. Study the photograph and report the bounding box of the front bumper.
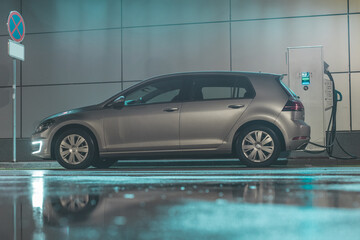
[31,136,51,159]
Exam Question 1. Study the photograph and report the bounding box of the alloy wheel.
[241,130,274,162]
[59,195,90,212]
[59,134,89,164]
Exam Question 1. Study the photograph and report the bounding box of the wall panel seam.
[22,81,123,88]
[347,0,352,131]
[121,0,124,91]
[229,0,232,71]
[13,12,352,37]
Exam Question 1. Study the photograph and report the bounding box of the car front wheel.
[54,129,97,169]
[236,125,281,167]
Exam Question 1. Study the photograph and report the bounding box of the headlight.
[35,119,55,134]
[32,141,43,154]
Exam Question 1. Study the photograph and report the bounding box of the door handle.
[163,107,179,112]
[228,104,244,109]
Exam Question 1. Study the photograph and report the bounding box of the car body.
[32,72,310,169]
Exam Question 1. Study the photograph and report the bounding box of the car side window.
[124,78,183,106]
[192,75,255,101]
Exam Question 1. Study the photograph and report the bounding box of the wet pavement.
[1,162,360,240]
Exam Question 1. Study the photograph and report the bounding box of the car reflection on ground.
[2,168,360,240]
[43,183,277,231]
[43,180,360,230]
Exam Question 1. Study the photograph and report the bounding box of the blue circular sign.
[7,11,25,43]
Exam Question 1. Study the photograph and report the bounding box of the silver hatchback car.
[32,72,310,169]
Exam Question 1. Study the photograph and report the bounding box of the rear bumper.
[275,111,311,151]
[285,121,310,151]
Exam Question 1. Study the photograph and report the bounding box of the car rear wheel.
[236,125,281,167]
[54,129,97,169]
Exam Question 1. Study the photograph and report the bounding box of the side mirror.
[112,96,125,108]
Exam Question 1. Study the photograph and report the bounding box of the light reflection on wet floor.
[1,167,360,240]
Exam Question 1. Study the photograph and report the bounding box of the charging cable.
[305,64,357,159]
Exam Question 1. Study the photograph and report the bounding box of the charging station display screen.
[301,72,310,85]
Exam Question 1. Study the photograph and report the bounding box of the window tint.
[191,75,255,101]
[279,78,297,98]
[124,78,183,105]
[147,89,180,104]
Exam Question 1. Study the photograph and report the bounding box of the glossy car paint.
[179,98,252,150]
[103,102,182,151]
[31,72,310,160]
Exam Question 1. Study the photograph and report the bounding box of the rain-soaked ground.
[1,162,360,240]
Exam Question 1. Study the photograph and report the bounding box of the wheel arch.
[51,124,100,160]
[231,120,286,155]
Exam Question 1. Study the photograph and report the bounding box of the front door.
[103,77,184,152]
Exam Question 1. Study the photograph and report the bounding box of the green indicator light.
[301,72,310,85]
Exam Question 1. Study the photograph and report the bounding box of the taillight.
[282,99,304,111]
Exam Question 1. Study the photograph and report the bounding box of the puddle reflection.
[2,170,360,240]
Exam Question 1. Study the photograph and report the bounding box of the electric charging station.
[287,46,333,151]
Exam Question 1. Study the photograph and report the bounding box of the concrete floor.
[1,161,360,240]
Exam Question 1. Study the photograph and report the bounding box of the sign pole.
[13,59,16,162]
[7,10,25,163]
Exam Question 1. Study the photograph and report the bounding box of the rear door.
[180,74,255,149]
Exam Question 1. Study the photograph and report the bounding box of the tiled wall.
[0,0,358,140]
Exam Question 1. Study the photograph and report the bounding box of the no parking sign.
[7,11,25,43]
[7,11,25,61]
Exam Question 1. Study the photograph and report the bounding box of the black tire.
[236,125,281,167]
[92,158,117,169]
[54,129,97,169]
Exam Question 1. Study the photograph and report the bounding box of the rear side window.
[191,75,255,101]
[279,78,298,98]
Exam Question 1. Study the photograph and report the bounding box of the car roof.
[148,71,283,81]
